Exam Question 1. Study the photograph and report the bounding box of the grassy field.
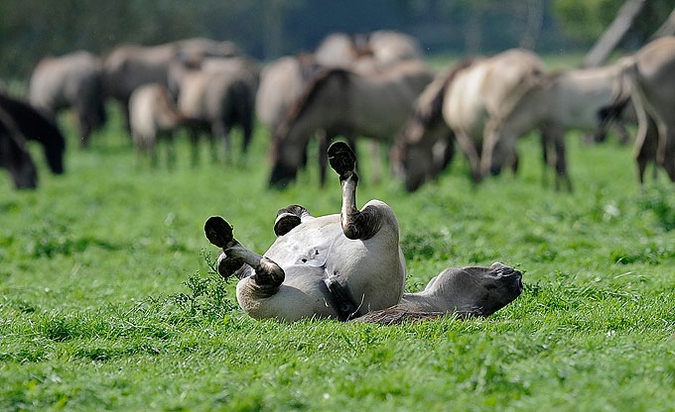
[2,86,675,412]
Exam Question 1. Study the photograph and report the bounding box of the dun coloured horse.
[268,60,435,188]
[391,49,546,191]
[205,142,523,323]
[603,37,675,185]
[481,62,632,191]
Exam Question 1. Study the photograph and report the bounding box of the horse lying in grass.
[205,142,523,323]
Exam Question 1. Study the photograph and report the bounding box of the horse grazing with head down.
[391,49,547,191]
[0,105,38,189]
[268,59,435,188]
[0,92,65,176]
[481,61,637,191]
[205,142,523,323]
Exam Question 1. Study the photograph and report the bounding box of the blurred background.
[2,0,674,81]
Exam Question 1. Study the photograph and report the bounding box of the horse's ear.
[204,216,233,248]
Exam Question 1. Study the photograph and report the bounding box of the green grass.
[2,96,675,412]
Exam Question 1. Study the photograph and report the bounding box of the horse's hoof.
[328,141,356,177]
[274,213,301,236]
[204,216,234,248]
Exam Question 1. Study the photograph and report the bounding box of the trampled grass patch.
[1,97,675,411]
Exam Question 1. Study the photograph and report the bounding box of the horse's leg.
[211,120,230,164]
[274,204,314,236]
[454,133,482,183]
[553,132,571,192]
[189,128,200,167]
[204,216,285,294]
[328,141,381,240]
[370,140,381,184]
[317,130,330,187]
[635,117,658,185]
[661,123,675,183]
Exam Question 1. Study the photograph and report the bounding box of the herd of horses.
[3,32,675,193]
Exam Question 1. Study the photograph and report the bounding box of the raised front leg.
[204,216,285,296]
[328,141,382,240]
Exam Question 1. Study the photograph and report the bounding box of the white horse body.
[236,206,405,321]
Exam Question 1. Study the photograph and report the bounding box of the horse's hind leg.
[328,141,381,240]
[204,216,285,291]
[274,204,313,236]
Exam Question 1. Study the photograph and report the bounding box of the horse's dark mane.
[273,68,351,142]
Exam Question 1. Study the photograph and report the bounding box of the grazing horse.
[604,37,675,184]
[29,50,106,148]
[205,142,523,323]
[0,105,38,189]
[173,56,260,164]
[391,49,546,191]
[129,83,183,169]
[481,62,634,191]
[268,60,435,188]
[0,92,65,175]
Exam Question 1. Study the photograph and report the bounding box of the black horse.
[0,105,38,189]
[0,92,66,175]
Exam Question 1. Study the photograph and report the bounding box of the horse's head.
[9,148,39,190]
[42,122,67,175]
[394,110,454,192]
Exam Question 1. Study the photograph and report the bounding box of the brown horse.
[0,92,65,176]
[0,105,38,189]
[268,60,435,188]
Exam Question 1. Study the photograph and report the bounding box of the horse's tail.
[597,57,636,132]
[351,306,478,325]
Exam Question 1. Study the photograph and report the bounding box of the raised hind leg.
[274,204,313,236]
[328,141,381,240]
[204,216,285,296]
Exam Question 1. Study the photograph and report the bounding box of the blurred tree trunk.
[650,7,675,38]
[519,0,544,49]
[582,0,647,67]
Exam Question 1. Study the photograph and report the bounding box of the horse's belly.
[262,214,405,317]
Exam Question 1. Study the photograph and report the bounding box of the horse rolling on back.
[268,59,435,188]
[0,92,66,176]
[206,141,523,323]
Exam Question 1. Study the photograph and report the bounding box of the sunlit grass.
[2,61,675,410]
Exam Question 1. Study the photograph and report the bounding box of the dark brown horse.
[0,92,66,175]
[0,105,38,189]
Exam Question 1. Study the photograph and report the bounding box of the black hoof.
[328,141,356,177]
[274,213,301,236]
[204,216,234,248]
